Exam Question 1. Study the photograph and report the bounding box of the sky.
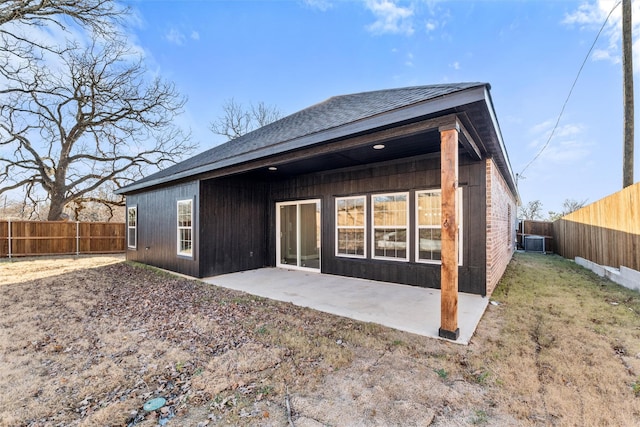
[105,0,640,215]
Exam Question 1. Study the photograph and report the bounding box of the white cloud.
[165,28,186,45]
[563,0,640,71]
[425,19,438,32]
[528,119,554,142]
[450,61,460,70]
[165,27,200,46]
[526,120,591,164]
[303,0,333,11]
[365,0,414,36]
[405,52,414,66]
[592,48,619,62]
[562,2,609,26]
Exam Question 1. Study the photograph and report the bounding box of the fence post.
[76,221,80,256]
[7,219,11,259]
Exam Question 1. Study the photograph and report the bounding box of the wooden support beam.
[439,122,460,341]
[459,125,482,160]
[195,115,462,183]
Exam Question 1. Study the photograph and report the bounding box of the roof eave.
[481,86,519,199]
[117,84,496,195]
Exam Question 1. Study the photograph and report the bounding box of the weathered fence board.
[0,220,125,257]
[553,182,640,271]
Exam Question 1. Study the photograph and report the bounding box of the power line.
[518,1,622,180]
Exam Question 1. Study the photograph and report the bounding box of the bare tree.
[69,184,125,222]
[519,200,544,221]
[210,98,282,140]
[548,198,587,221]
[0,1,126,85]
[0,0,124,29]
[562,198,587,214]
[0,38,195,220]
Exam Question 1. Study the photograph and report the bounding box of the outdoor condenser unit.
[523,235,546,254]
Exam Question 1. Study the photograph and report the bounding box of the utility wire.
[518,1,622,180]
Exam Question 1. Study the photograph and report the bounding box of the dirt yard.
[1,253,639,426]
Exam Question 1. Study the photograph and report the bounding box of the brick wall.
[485,158,517,296]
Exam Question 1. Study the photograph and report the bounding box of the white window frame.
[335,196,367,259]
[415,188,463,265]
[177,199,193,258]
[275,199,321,272]
[127,206,137,249]
[371,192,410,262]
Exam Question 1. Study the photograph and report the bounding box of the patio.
[203,268,489,345]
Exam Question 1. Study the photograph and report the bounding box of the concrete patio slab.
[202,268,488,345]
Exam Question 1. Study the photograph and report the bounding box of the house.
[117,83,518,340]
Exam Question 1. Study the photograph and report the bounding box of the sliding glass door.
[276,200,321,271]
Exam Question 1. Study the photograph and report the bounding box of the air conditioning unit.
[524,235,545,254]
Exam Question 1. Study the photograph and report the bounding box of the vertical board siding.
[553,182,640,271]
[199,177,267,277]
[125,181,200,277]
[267,155,487,294]
[128,154,507,295]
[0,221,125,257]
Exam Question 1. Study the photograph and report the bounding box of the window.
[416,189,463,264]
[507,204,512,248]
[127,206,137,249]
[177,199,193,257]
[336,196,366,258]
[372,192,409,261]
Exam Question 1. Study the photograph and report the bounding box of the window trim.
[176,198,193,258]
[276,199,322,272]
[335,195,367,259]
[415,188,463,266]
[371,192,410,262]
[127,205,137,249]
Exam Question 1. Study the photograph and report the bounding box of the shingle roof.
[119,82,489,193]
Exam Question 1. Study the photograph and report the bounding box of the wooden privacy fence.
[518,220,555,253]
[0,220,125,258]
[553,182,640,271]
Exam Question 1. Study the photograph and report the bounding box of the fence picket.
[552,182,640,271]
[0,220,125,257]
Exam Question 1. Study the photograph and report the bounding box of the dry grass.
[475,253,640,426]
[0,252,639,426]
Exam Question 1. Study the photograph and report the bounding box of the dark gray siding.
[125,181,200,277]
[199,177,267,277]
[127,154,488,294]
[266,154,487,294]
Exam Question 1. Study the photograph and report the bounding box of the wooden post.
[439,123,460,340]
[623,0,634,188]
[7,219,12,259]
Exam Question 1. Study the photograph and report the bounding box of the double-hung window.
[177,199,193,257]
[127,206,137,249]
[372,192,409,261]
[416,189,463,264]
[336,196,366,257]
